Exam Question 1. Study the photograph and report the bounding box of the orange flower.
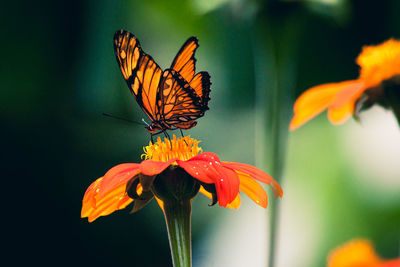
[327,239,400,267]
[290,39,400,130]
[81,135,283,222]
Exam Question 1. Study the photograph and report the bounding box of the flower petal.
[330,79,365,109]
[139,158,176,176]
[222,162,283,198]
[176,153,220,184]
[81,177,103,218]
[214,166,240,207]
[327,239,383,267]
[199,186,241,209]
[177,152,240,207]
[328,100,354,124]
[99,163,140,196]
[290,80,363,130]
[237,173,268,208]
[81,177,133,222]
[379,259,400,267]
[326,80,366,124]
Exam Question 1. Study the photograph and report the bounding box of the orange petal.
[327,100,354,124]
[327,239,382,267]
[330,80,365,108]
[199,186,241,209]
[81,177,103,218]
[238,173,268,208]
[178,152,240,207]
[139,158,175,176]
[379,259,400,267]
[99,163,140,197]
[81,179,133,222]
[290,80,363,130]
[327,80,365,124]
[222,162,283,198]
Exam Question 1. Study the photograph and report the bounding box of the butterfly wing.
[113,30,162,122]
[171,37,211,104]
[158,69,209,129]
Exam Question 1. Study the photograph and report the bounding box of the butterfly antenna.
[141,118,150,127]
[102,113,146,126]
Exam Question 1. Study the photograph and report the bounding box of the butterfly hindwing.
[158,69,208,129]
[170,37,211,104]
[113,30,162,121]
[189,71,211,102]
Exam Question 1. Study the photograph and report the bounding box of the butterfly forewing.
[113,30,163,121]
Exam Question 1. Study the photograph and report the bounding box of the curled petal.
[139,158,176,176]
[177,152,240,207]
[214,166,240,207]
[176,153,221,184]
[199,186,241,209]
[99,163,140,196]
[222,162,283,198]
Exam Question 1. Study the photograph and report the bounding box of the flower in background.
[81,135,283,222]
[327,239,400,267]
[290,39,400,130]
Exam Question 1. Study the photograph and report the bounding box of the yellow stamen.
[142,134,202,162]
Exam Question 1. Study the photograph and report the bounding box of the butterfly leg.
[150,131,165,143]
[179,129,188,146]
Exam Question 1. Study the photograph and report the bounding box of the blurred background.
[3,0,399,266]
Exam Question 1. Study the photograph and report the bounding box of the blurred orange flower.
[290,39,400,130]
[327,239,400,267]
[81,135,283,222]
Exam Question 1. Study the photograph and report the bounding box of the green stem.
[163,199,192,267]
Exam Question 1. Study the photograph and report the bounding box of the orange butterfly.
[113,30,211,136]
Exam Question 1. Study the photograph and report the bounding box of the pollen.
[142,134,202,162]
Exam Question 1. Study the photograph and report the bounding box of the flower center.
[142,134,202,162]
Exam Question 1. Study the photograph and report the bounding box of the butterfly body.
[113,30,211,135]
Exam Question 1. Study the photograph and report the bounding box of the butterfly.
[113,29,211,135]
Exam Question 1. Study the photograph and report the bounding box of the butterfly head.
[145,122,165,134]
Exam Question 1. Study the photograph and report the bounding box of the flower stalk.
[162,199,192,267]
[151,165,200,267]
